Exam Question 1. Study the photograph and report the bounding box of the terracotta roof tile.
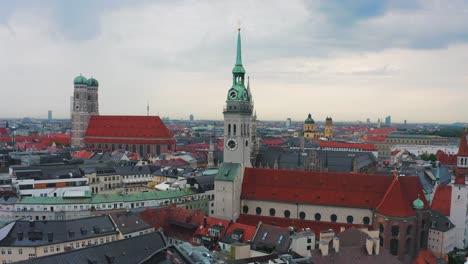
[431,184,452,216]
[457,130,468,156]
[375,177,415,217]
[85,116,175,144]
[242,168,427,217]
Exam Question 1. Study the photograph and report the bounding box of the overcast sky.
[1,0,468,123]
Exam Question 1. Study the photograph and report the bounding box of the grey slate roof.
[115,165,151,175]
[0,215,117,247]
[16,231,168,264]
[109,211,152,235]
[429,210,455,232]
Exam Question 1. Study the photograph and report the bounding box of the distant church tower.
[215,29,254,221]
[222,29,253,168]
[325,117,333,138]
[70,75,99,147]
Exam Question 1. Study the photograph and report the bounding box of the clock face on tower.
[226,138,238,151]
[229,90,238,100]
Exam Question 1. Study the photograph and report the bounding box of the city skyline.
[1,1,468,123]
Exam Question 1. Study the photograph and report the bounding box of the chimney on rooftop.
[365,237,373,255]
[373,237,380,255]
[319,241,329,256]
[203,216,207,228]
[333,236,340,253]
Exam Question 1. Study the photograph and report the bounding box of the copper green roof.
[74,75,88,85]
[215,162,241,182]
[412,196,424,210]
[232,29,245,74]
[87,77,99,87]
[305,114,315,124]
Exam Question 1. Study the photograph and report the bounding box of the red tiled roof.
[241,168,427,217]
[261,138,286,146]
[0,128,8,136]
[363,136,387,142]
[85,116,175,144]
[457,130,468,156]
[431,184,452,216]
[413,250,437,264]
[222,222,257,243]
[435,150,457,165]
[319,141,377,151]
[375,177,415,217]
[71,150,95,159]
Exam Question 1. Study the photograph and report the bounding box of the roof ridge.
[375,177,414,217]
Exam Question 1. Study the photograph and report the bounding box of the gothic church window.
[256,207,262,215]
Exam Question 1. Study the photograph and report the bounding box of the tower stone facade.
[215,29,254,220]
[70,75,99,147]
[222,29,253,168]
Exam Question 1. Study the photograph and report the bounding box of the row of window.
[379,223,413,237]
[243,206,371,224]
[16,194,206,213]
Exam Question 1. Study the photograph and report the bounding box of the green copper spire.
[232,28,246,74]
[236,29,242,66]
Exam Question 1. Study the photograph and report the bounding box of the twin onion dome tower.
[223,28,256,168]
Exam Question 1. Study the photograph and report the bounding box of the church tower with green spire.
[223,28,253,167]
[215,29,254,221]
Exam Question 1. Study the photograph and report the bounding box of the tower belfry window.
[228,124,231,136]
[233,124,236,136]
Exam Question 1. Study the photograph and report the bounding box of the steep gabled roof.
[85,116,175,144]
[457,130,468,156]
[242,168,394,209]
[375,177,415,217]
[242,168,427,217]
[431,184,452,216]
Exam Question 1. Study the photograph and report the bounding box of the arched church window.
[242,205,248,214]
[147,145,150,154]
[118,144,122,150]
[330,214,337,223]
[139,145,143,156]
[391,225,400,237]
[156,145,161,156]
[125,144,128,151]
[284,210,291,218]
[363,217,370,225]
[314,213,321,221]
[299,212,306,220]
[405,237,411,255]
[390,239,399,256]
[269,208,276,216]
[406,225,412,236]
[228,124,231,136]
[256,207,262,215]
[233,125,236,136]
[112,144,115,151]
